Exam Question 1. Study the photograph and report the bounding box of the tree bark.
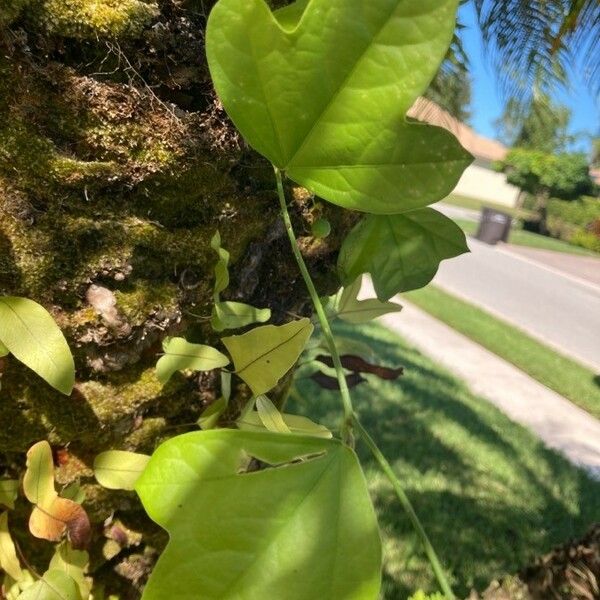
[0,1,351,594]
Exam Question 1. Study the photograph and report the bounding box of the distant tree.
[426,33,472,122]
[495,95,578,153]
[592,137,600,168]
[500,149,595,232]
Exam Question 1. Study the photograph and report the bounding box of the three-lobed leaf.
[0,297,75,395]
[94,451,151,491]
[156,338,230,384]
[332,277,403,324]
[338,208,469,300]
[207,0,472,214]
[136,430,381,599]
[222,319,313,396]
[17,569,81,600]
[23,442,91,550]
[211,302,271,332]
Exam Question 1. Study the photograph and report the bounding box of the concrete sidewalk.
[365,280,600,479]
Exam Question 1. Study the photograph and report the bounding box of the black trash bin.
[475,207,512,245]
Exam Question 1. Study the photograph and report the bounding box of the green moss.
[31,0,159,39]
[0,0,33,26]
[115,282,179,326]
[0,362,187,451]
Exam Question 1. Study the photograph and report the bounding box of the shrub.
[546,197,600,252]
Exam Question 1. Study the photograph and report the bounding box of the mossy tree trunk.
[0,1,351,594]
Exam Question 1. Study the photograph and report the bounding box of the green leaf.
[238,411,333,439]
[338,208,469,300]
[0,297,75,395]
[48,542,89,600]
[197,397,228,430]
[0,340,9,357]
[0,480,19,510]
[211,302,271,332]
[23,442,91,550]
[211,231,230,302]
[333,277,403,324]
[0,512,24,582]
[255,395,291,433]
[206,0,472,214]
[156,338,230,384]
[17,569,81,600]
[136,430,381,599]
[94,451,151,491]
[222,319,314,396]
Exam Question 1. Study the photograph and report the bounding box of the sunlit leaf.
[0,480,19,510]
[94,451,151,491]
[17,569,81,600]
[255,395,291,433]
[207,0,471,214]
[238,411,332,439]
[0,341,8,357]
[0,297,75,395]
[338,208,469,300]
[156,338,230,384]
[211,302,271,332]
[332,277,403,324]
[136,430,381,599]
[197,397,228,430]
[23,442,91,550]
[0,512,24,582]
[223,319,313,396]
[49,541,89,600]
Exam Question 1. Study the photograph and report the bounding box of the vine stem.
[274,165,455,599]
[352,417,455,599]
[275,166,354,443]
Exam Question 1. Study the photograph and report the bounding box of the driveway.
[432,238,600,372]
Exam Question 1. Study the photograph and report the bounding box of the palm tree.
[431,0,599,122]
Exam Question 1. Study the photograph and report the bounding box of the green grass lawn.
[454,218,599,257]
[290,322,600,599]
[405,285,600,419]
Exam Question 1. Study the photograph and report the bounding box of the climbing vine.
[0,0,473,598]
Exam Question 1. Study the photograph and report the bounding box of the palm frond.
[473,0,600,103]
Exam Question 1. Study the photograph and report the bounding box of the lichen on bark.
[0,0,351,592]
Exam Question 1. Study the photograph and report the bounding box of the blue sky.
[459,2,599,155]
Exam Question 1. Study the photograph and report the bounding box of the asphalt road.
[432,237,600,372]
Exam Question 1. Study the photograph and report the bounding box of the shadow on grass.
[290,322,600,599]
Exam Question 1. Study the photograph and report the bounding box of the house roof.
[407,97,508,163]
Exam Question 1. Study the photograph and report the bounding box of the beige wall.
[453,164,521,208]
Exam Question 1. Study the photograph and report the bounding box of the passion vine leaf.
[210,232,271,331]
[338,208,469,300]
[332,277,402,324]
[0,480,19,510]
[17,569,81,600]
[0,512,24,582]
[255,395,291,433]
[0,340,8,357]
[48,541,89,600]
[222,319,314,396]
[238,409,333,439]
[197,397,228,430]
[94,451,151,491]
[0,297,75,395]
[23,442,91,550]
[156,337,230,384]
[206,0,472,214]
[211,302,271,332]
[136,430,381,599]
[316,355,404,381]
